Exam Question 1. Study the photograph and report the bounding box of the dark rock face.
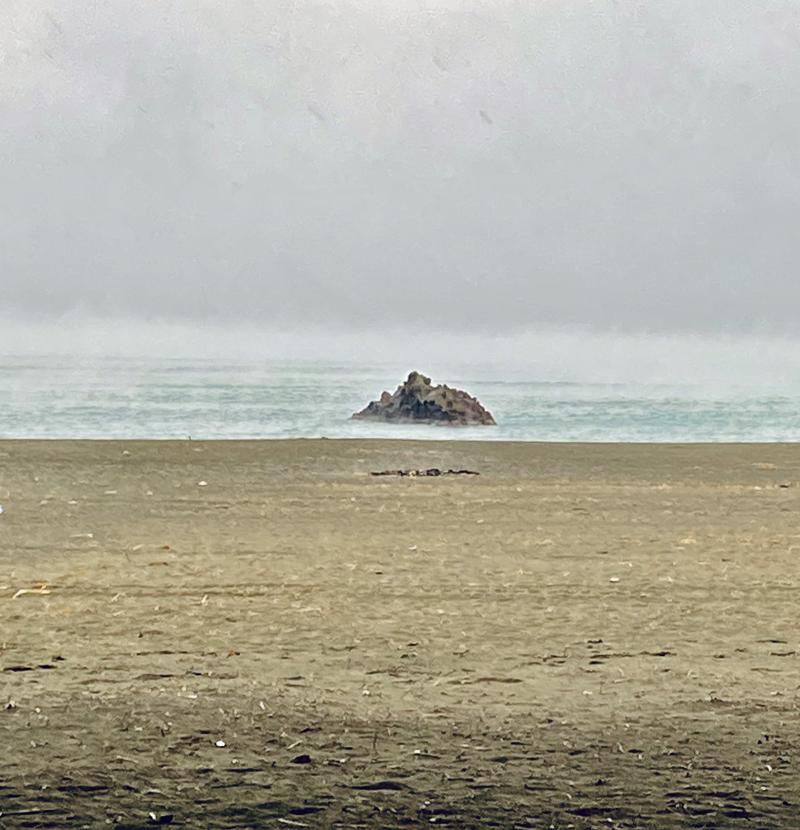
[352,371,496,426]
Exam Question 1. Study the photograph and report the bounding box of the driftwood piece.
[370,468,480,477]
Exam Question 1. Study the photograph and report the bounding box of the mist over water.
[2,320,799,441]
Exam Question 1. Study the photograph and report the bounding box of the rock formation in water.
[352,371,496,426]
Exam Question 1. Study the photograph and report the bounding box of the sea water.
[2,346,800,442]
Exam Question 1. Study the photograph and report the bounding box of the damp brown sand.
[1,439,800,828]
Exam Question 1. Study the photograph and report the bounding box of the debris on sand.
[349,780,407,791]
[371,468,480,477]
[12,583,51,599]
[353,371,496,425]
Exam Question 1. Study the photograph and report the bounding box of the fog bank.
[2,1,800,333]
[1,316,798,393]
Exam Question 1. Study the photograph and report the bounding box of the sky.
[2,0,800,336]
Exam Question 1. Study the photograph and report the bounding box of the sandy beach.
[2,439,800,828]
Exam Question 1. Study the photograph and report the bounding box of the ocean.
[2,338,800,442]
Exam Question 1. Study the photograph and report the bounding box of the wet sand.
[2,439,800,828]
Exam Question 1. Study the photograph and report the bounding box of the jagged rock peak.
[352,371,496,426]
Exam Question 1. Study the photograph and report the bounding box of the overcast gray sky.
[2,0,799,334]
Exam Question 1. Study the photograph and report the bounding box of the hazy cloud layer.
[2,1,799,333]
